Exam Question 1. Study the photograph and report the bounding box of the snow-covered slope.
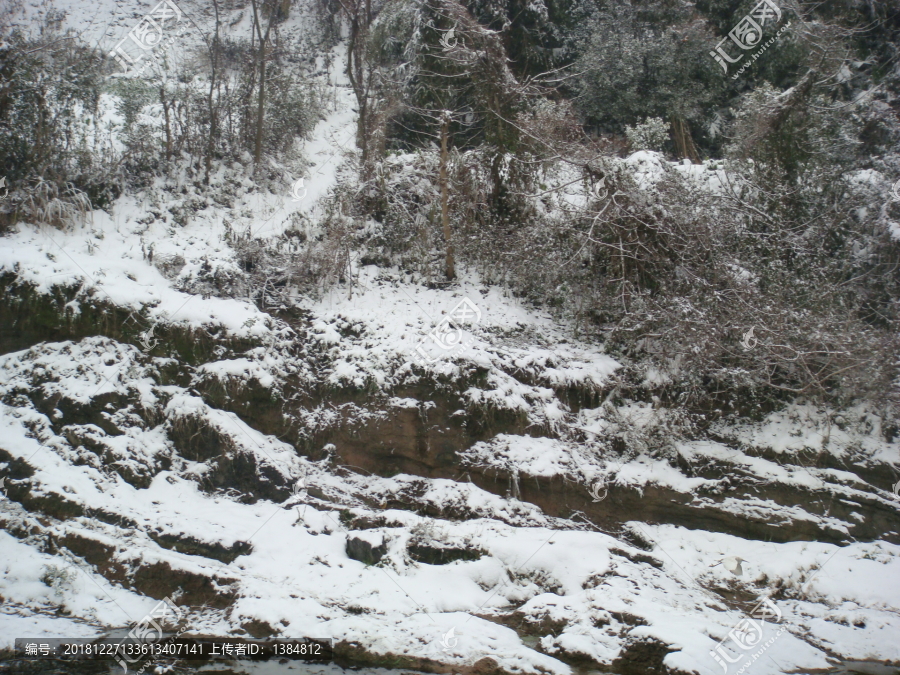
[1,287,899,675]
[1,0,900,674]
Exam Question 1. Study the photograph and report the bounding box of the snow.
[1,1,899,673]
[2,335,890,673]
[2,332,900,673]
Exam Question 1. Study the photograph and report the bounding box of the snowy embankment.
[1,283,899,675]
[1,1,900,674]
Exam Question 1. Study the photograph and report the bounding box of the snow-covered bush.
[625,117,670,152]
[0,10,118,229]
[40,564,75,598]
[573,2,722,156]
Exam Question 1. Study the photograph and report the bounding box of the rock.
[612,637,678,675]
[471,656,503,675]
[407,541,483,565]
[241,619,278,638]
[346,532,388,565]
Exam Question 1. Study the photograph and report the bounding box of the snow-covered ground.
[1,292,898,675]
[1,0,900,674]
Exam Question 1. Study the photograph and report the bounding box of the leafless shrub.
[20,178,93,230]
[153,254,187,281]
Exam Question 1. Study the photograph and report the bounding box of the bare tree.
[439,110,455,279]
[204,0,222,184]
[250,0,277,170]
[336,0,378,181]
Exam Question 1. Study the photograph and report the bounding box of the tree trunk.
[345,10,370,178]
[251,0,274,171]
[253,42,266,167]
[204,0,221,184]
[160,85,172,161]
[440,114,456,280]
[670,115,700,164]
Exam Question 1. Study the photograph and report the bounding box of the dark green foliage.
[0,13,119,212]
[573,1,725,152]
[467,0,589,77]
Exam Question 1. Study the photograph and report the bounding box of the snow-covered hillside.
[1,0,900,674]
